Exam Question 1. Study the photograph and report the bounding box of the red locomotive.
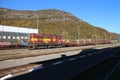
[28,33,64,49]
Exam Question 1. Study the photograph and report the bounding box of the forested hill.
[0,8,120,40]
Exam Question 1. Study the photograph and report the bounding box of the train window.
[17,36,20,39]
[21,36,24,39]
[3,36,6,39]
[24,36,28,39]
[12,36,16,39]
[8,36,11,39]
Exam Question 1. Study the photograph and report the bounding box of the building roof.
[0,25,38,34]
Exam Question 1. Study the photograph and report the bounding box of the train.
[0,31,111,49]
[0,25,112,49]
[28,33,111,49]
[0,31,29,47]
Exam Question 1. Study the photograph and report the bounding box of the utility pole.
[77,25,81,45]
[94,28,97,45]
[77,25,80,40]
[36,13,39,33]
[37,15,39,30]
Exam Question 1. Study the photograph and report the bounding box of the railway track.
[0,46,27,50]
[0,47,89,77]
[0,45,102,61]
[1,47,120,80]
[0,43,117,61]
[0,43,120,79]
[0,47,103,78]
[0,43,116,70]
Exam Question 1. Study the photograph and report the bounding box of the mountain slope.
[0,8,119,40]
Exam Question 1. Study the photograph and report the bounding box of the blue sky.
[0,0,120,34]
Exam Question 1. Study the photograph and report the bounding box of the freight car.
[61,39,111,47]
[28,33,63,49]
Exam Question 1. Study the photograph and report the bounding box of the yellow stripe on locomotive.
[30,38,38,42]
[52,38,56,42]
[43,38,51,43]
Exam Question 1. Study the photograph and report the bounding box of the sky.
[0,0,120,34]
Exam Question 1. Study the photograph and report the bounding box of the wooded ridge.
[0,8,120,40]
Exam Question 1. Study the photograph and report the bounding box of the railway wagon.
[0,31,29,47]
[60,39,92,47]
[90,39,111,45]
[62,39,112,47]
[0,25,38,48]
[28,33,63,49]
